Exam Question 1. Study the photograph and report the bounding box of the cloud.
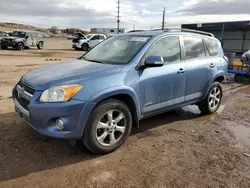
[0,0,250,31]
[176,0,250,15]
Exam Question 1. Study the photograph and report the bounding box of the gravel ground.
[0,38,250,188]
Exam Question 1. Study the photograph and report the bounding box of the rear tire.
[16,42,24,51]
[82,99,132,154]
[81,43,89,51]
[198,82,222,114]
[37,42,43,49]
[234,74,244,82]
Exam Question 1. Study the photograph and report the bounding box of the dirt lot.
[0,37,250,188]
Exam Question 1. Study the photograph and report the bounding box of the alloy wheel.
[208,87,221,110]
[95,110,126,147]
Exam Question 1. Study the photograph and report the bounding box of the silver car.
[1,30,44,50]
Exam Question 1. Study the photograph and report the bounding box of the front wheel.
[16,42,24,51]
[82,99,132,154]
[81,43,89,51]
[198,82,222,114]
[1,44,7,50]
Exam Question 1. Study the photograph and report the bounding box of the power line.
[162,7,166,30]
[117,0,121,34]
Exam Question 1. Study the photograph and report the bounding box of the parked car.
[72,34,106,51]
[13,29,227,154]
[1,30,44,50]
[0,31,8,38]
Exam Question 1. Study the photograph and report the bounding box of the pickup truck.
[72,34,106,51]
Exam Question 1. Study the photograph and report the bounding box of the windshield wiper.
[85,59,104,64]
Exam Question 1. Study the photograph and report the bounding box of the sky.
[0,0,250,31]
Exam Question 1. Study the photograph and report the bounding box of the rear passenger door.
[99,35,105,43]
[182,36,212,102]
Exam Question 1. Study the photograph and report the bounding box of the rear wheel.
[81,43,89,51]
[37,41,44,49]
[234,74,245,82]
[82,99,132,154]
[198,82,222,114]
[16,42,24,51]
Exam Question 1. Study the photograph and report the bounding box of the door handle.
[177,68,185,74]
[209,63,215,68]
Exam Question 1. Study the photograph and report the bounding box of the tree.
[49,26,58,34]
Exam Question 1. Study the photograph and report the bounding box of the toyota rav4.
[13,29,227,154]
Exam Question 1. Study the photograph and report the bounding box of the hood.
[72,37,86,43]
[22,59,122,90]
[3,36,21,40]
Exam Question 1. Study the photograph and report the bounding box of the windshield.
[83,35,151,64]
[12,31,26,38]
[85,34,93,39]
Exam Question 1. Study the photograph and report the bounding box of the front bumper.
[1,40,17,47]
[13,84,95,139]
[72,43,81,49]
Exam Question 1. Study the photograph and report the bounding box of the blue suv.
[13,29,227,154]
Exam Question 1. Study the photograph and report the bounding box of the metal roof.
[182,20,250,32]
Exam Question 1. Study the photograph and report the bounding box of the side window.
[183,36,206,59]
[204,38,219,56]
[146,36,181,64]
[91,35,99,40]
[99,35,105,40]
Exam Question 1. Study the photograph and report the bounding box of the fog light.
[56,119,64,130]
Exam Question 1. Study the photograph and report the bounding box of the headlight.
[40,84,82,102]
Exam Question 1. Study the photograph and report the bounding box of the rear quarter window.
[183,36,206,59]
[204,38,219,56]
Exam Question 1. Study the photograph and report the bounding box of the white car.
[72,34,106,51]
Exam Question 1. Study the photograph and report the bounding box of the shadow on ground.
[0,108,205,182]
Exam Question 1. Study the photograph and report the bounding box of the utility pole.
[117,0,121,34]
[162,7,165,30]
[133,24,135,31]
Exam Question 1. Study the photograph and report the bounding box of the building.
[90,28,125,36]
[182,20,250,53]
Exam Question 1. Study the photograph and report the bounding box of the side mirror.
[144,56,164,67]
[25,36,29,39]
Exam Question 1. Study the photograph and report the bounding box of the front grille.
[18,80,35,95]
[14,80,35,111]
[14,90,29,111]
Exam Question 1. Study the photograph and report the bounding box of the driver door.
[139,36,187,115]
[25,33,32,47]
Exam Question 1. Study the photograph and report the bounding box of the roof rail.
[153,28,214,37]
[127,30,146,33]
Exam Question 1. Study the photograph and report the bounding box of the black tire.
[82,99,132,154]
[16,42,24,51]
[81,43,89,51]
[1,44,7,50]
[198,82,222,114]
[37,42,44,49]
[234,74,244,82]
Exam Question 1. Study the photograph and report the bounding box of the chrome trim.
[17,85,33,101]
[14,98,29,117]
[20,79,35,90]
